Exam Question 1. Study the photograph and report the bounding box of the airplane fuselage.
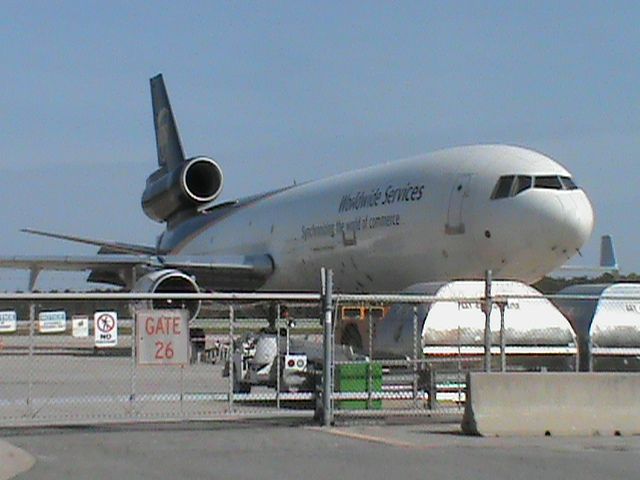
[160,144,594,292]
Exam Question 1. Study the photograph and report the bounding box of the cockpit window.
[491,175,515,199]
[514,175,532,195]
[490,174,579,199]
[534,176,563,189]
[560,176,578,190]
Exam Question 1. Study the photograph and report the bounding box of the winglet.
[600,235,619,270]
[150,74,185,170]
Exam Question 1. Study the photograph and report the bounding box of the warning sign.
[0,311,17,333]
[72,315,89,338]
[136,309,188,365]
[94,311,118,348]
[39,311,66,333]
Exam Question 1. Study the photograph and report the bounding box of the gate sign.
[38,311,66,333]
[72,315,89,338]
[94,311,118,347]
[0,311,17,333]
[136,309,188,365]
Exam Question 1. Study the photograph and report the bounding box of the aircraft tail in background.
[599,235,618,271]
[554,234,620,277]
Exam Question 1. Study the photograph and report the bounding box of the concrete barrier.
[462,372,640,436]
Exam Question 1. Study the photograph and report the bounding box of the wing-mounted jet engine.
[133,269,201,321]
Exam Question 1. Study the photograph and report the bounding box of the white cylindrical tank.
[555,283,640,371]
[373,281,577,371]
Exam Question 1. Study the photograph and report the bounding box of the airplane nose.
[563,192,594,250]
[532,191,594,259]
[558,192,594,253]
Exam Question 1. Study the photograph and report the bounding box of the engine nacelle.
[141,156,223,222]
[133,269,201,322]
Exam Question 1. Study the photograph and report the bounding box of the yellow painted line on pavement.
[306,426,441,450]
[0,439,36,480]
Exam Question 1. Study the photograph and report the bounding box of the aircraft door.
[445,174,473,235]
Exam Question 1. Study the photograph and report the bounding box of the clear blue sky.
[0,1,638,289]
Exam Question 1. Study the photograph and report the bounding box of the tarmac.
[3,417,640,480]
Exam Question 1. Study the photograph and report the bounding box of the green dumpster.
[336,363,382,410]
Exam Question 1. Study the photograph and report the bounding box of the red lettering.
[172,317,181,335]
[155,340,163,359]
[154,340,174,360]
[147,316,182,335]
[156,317,166,335]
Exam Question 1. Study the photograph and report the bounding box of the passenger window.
[491,175,515,199]
[514,176,532,195]
[534,176,563,190]
[560,176,578,190]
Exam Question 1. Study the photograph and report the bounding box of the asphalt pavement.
[3,417,640,480]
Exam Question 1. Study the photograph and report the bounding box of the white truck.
[225,322,362,394]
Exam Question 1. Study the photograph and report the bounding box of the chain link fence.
[328,278,640,421]
[0,279,639,427]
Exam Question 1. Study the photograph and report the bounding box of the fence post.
[129,268,138,418]
[499,302,506,372]
[483,269,493,372]
[228,305,235,413]
[27,302,35,417]
[322,268,334,426]
[367,309,373,409]
[130,307,137,417]
[276,303,281,410]
[412,305,419,406]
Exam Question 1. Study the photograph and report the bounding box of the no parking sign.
[94,311,118,347]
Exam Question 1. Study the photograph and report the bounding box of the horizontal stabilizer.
[21,228,156,255]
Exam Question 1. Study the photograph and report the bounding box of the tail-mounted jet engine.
[141,156,223,222]
[133,269,202,321]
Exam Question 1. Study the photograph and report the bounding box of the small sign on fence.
[38,311,66,333]
[72,315,89,338]
[136,309,188,365]
[0,311,17,333]
[94,311,118,347]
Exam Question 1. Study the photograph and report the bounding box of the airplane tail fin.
[150,74,185,170]
[600,235,619,271]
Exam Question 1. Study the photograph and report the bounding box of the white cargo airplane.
[0,74,594,318]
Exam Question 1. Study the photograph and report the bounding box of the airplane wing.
[0,254,151,271]
[0,253,274,291]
